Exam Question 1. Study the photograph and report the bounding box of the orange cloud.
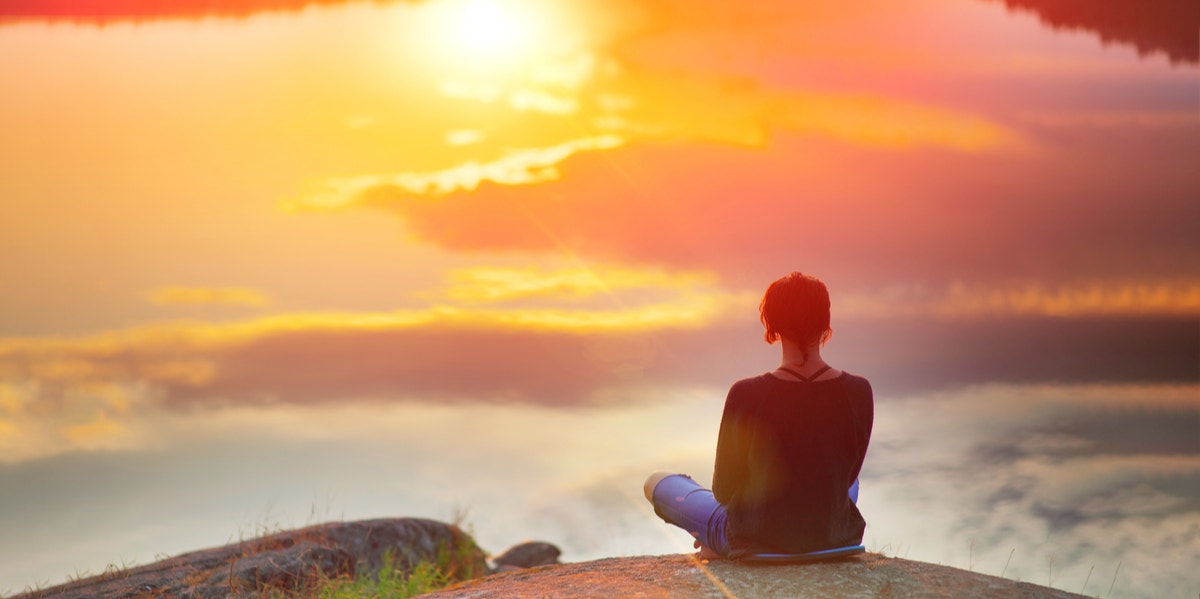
[0,266,747,412]
[147,287,271,307]
[305,133,1187,292]
[285,135,624,210]
[773,92,1017,152]
[0,0,402,24]
[0,380,150,462]
[440,265,720,303]
[435,57,1019,151]
[0,384,20,414]
[0,299,736,360]
[589,67,1021,150]
[137,360,219,387]
[62,412,128,446]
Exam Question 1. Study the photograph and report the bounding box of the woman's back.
[713,371,873,556]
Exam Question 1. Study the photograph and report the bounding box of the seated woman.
[645,272,874,559]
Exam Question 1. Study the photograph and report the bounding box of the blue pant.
[648,474,732,555]
[647,474,860,557]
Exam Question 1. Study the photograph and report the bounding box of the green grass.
[306,556,454,599]
[262,535,481,599]
[250,508,481,598]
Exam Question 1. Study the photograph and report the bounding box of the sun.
[405,0,590,77]
[449,0,542,62]
[461,0,521,52]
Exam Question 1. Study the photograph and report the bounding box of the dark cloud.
[170,326,677,406]
[991,0,1200,64]
[972,406,1200,512]
[842,316,1200,394]
[41,314,1192,408]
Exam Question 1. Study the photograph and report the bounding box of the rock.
[490,542,562,572]
[423,553,1093,599]
[13,524,1093,599]
[13,518,486,599]
[210,541,354,594]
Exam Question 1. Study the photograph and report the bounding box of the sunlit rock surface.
[427,553,1092,599]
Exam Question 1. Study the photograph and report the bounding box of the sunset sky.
[0,0,1197,595]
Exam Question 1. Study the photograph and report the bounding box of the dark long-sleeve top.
[712,371,874,557]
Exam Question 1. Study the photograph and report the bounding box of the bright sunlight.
[444,0,545,63]
[462,0,524,52]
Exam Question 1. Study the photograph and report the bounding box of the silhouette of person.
[645,272,873,559]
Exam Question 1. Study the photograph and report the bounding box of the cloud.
[285,135,624,211]
[445,129,484,146]
[0,0,410,25]
[0,286,1194,466]
[437,265,719,303]
[282,128,1199,294]
[0,380,154,462]
[1,274,1196,437]
[61,412,129,446]
[860,382,1200,597]
[576,63,1022,150]
[839,280,1200,318]
[146,287,272,308]
[0,266,750,435]
[839,315,1200,394]
[435,52,1022,151]
[249,0,1193,303]
[1018,109,1200,129]
[509,88,579,114]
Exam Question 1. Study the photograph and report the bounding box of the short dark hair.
[759,272,832,352]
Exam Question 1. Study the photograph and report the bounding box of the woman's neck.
[778,337,825,370]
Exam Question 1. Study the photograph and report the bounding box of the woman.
[644,272,873,559]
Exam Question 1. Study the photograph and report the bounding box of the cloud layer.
[861,382,1200,597]
[2,300,1195,464]
[0,0,404,23]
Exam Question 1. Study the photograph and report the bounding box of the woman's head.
[759,272,832,349]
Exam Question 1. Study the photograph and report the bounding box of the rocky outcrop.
[13,518,488,599]
[424,553,1092,599]
[13,519,1089,599]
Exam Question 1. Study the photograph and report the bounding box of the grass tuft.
[291,550,455,599]
[252,532,477,599]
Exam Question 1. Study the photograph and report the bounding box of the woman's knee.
[643,471,677,502]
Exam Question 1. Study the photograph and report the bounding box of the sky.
[0,0,1197,596]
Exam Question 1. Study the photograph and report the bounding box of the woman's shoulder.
[729,372,779,391]
[731,370,871,388]
[835,371,874,398]
[725,373,778,403]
